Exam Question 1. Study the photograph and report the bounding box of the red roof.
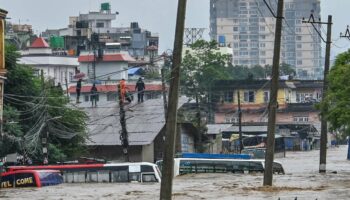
[30,37,50,48]
[68,84,164,94]
[78,54,135,62]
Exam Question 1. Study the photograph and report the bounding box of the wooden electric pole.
[237,91,243,153]
[161,67,168,120]
[118,84,129,162]
[263,0,284,186]
[303,14,332,174]
[319,15,332,173]
[159,0,187,199]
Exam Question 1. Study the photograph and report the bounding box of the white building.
[78,50,135,82]
[210,0,322,80]
[19,37,79,85]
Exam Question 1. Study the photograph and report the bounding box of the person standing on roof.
[135,77,145,103]
[76,79,82,103]
[90,83,98,107]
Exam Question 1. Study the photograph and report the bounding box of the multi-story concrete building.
[210,0,322,79]
[19,37,79,85]
[41,3,159,58]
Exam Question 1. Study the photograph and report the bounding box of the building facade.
[19,37,78,86]
[210,0,322,79]
[41,3,159,59]
[211,80,323,133]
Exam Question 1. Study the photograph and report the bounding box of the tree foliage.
[180,40,296,101]
[321,49,350,135]
[2,44,88,163]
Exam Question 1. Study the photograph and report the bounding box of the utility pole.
[263,0,284,186]
[303,14,332,174]
[118,84,129,162]
[161,67,168,120]
[159,0,187,199]
[195,91,202,148]
[237,91,243,153]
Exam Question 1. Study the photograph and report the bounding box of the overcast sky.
[1,0,349,58]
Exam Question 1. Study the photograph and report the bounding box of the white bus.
[8,162,162,183]
[156,158,284,177]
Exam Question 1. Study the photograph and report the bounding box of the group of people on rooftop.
[75,77,146,107]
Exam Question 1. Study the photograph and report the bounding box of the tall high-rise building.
[210,0,322,80]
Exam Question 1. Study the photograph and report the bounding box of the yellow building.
[0,8,8,137]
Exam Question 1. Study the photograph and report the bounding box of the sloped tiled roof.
[78,54,135,62]
[30,37,50,48]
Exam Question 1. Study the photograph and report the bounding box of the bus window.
[64,172,74,183]
[237,161,250,173]
[195,160,215,173]
[86,171,98,182]
[141,165,154,172]
[129,173,141,182]
[98,170,110,183]
[249,162,264,173]
[142,173,157,183]
[112,170,128,182]
[179,160,194,175]
[213,162,230,173]
[74,171,86,183]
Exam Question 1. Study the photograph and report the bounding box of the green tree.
[2,44,88,163]
[181,40,232,101]
[321,50,350,136]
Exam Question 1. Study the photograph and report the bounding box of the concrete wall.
[142,143,154,163]
[87,145,143,162]
[79,61,128,81]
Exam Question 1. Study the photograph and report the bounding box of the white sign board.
[129,165,141,173]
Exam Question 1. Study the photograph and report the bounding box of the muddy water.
[1,146,349,200]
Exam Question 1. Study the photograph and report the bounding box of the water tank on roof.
[50,36,64,49]
[101,3,110,11]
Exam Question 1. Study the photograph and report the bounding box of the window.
[263,91,269,103]
[297,44,302,49]
[293,116,309,122]
[142,174,157,182]
[233,26,239,32]
[296,93,313,103]
[225,116,238,123]
[96,22,104,28]
[297,60,303,65]
[224,91,234,102]
[244,91,255,103]
[260,51,266,56]
[296,36,302,41]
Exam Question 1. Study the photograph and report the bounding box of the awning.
[128,67,142,75]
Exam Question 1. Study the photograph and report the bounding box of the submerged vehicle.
[156,158,285,177]
[0,170,63,188]
[7,162,161,183]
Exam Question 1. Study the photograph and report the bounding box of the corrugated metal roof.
[79,97,187,146]
[206,124,231,135]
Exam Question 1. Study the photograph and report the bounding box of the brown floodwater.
[1,146,349,199]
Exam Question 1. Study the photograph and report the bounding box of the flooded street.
[1,146,350,200]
